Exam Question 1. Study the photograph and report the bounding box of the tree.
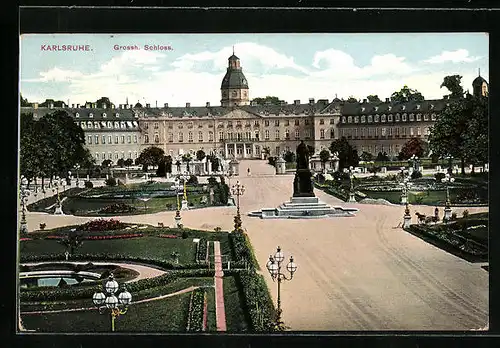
[428,75,488,174]
[124,158,134,167]
[95,97,113,108]
[164,155,173,174]
[182,153,193,172]
[156,158,166,177]
[117,158,125,167]
[207,154,219,172]
[391,85,424,102]
[251,96,281,105]
[360,151,373,162]
[20,110,91,184]
[319,149,331,169]
[376,152,390,162]
[306,145,315,156]
[136,146,165,171]
[283,151,296,163]
[367,95,381,103]
[440,75,464,99]
[196,149,206,161]
[101,159,112,167]
[346,96,358,103]
[398,137,427,160]
[20,94,31,107]
[329,137,359,171]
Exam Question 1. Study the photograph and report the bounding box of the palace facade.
[21,54,489,164]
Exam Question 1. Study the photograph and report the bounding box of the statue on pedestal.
[293,141,315,197]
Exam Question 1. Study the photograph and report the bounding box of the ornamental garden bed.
[27,187,86,213]
[404,213,488,263]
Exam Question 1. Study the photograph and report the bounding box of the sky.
[19,33,489,106]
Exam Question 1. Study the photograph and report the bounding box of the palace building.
[21,54,488,164]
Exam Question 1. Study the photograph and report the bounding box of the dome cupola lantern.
[220,47,250,107]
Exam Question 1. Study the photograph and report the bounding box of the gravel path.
[213,241,227,331]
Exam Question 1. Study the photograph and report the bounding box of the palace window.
[275,119,280,126]
[330,118,335,125]
[295,130,300,139]
[208,131,214,141]
[188,132,193,142]
[115,136,119,144]
[361,128,365,137]
[265,120,270,127]
[275,130,280,140]
[121,135,125,144]
[395,113,400,122]
[102,135,106,144]
[114,121,120,128]
[198,131,203,142]
[236,120,241,127]
[144,134,149,143]
[304,119,310,125]
[115,152,119,160]
[330,129,335,138]
[75,113,79,118]
[94,135,99,144]
[179,132,184,142]
[389,127,393,136]
[265,130,270,140]
[285,129,290,139]
[417,127,421,136]
[431,113,437,121]
[275,147,280,156]
[409,114,415,122]
[219,132,224,141]
[342,116,346,123]
[416,113,422,121]
[87,135,92,144]
[388,114,393,122]
[127,135,131,143]
[361,116,366,123]
[108,135,112,144]
[305,129,311,139]
[347,116,352,123]
[381,114,386,122]
[178,123,184,129]
[94,122,99,128]
[410,127,414,136]
[319,119,324,125]
[95,153,99,160]
[254,120,260,126]
[168,133,173,142]
[87,121,93,128]
[381,127,386,136]
[295,119,300,126]
[134,135,137,143]
[424,113,429,121]
[320,129,325,139]
[395,127,400,135]
[154,134,160,143]
[354,116,359,123]
[402,113,407,121]
[89,113,93,118]
[237,133,242,141]
[367,115,373,123]
[374,115,379,122]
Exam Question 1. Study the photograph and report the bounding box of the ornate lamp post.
[348,166,356,202]
[19,176,31,235]
[53,176,64,215]
[402,202,412,228]
[231,180,245,233]
[441,173,455,221]
[92,273,132,332]
[173,178,183,228]
[445,154,454,174]
[266,246,297,331]
[180,172,190,210]
[410,154,420,173]
[400,168,410,205]
[74,164,80,187]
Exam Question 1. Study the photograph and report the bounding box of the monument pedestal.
[443,206,452,221]
[174,212,182,228]
[403,214,412,228]
[20,222,28,234]
[348,192,356,203]
[54,205,64,215]
[400,196,407,205]
[181,199,189,210]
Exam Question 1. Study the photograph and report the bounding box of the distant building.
[21,54,488,164]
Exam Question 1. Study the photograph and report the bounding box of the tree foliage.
[251,96,282,105]
[367,95,381,103]
[428,75,488,173]
[196,149,206,161]
[398,137,427,160]
[20,94,31,107]
[20,111,92,182]
[136,146,165,171]
[376,152,390,162]
[346,96,358,103]
[283,151,295,163]
[360,151,373,162]
[440,75,464,99]
[391,85,424,102]
[329,137,359,171]
[319,149,331,165]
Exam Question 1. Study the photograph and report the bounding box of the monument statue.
[293,141,315,197]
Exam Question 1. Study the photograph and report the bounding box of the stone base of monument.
[54,206,64,215]
[248,196,359,219]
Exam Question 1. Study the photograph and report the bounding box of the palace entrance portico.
[223,140,260,159]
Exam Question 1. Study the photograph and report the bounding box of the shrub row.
[186,288,205,332]
[228,232,254,268]
[19,253,208,270]
[77,219,126,232]
[83,234,143,240]
[227,270,276,332]
[196,238,207,263]
[20,268,215,302]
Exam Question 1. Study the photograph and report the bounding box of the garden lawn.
[21,292,191,332]
[223,276,250,332]
[20,236,196,264]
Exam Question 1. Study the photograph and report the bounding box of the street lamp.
[348,166,356,202]
[231,180,245,233]
[441,172,455,221]
[410,154,420,172]
[266,246,297,331]
[180,172,190,210]
[75,164,80,187]
[400,168,410,204]
[53,176,64,215]
[19,176,30,235]
[92,273,132,332]
[173,178,182,227]
[445,154,454,174]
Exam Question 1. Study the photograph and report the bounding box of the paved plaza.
[23,160,489,331]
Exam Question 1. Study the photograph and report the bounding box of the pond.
[20,273,99,289]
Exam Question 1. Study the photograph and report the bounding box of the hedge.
[228,232,255,269]
[20,269,215,302]
[196,238,208,263]
[186,288,205,332]
[226,270,276,332]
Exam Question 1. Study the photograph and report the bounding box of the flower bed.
[76,218,126,232]
[158,234,179,239]
[20,238,33,242]
[186,288,205,332]
[98,203,137,214]
[83,233,143,240]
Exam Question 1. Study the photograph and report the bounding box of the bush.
[76,218,126,232]
[434,172,445,182]
[229,232,254,268]
[411,171,422,179]
[187,288,205,332]
[187,175,198,185]
[462,210,470,218]
[268,156,276,167]
[84,181,93,188]
[105,177,117,186]
[98,203,137,214]
[181,230,189,239]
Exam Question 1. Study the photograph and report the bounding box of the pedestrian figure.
[247,167,251,176]
[434,207,439,220]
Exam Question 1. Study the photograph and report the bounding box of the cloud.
[311,50,415,79]
[32,67,85,82]
[423,49,482,64]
